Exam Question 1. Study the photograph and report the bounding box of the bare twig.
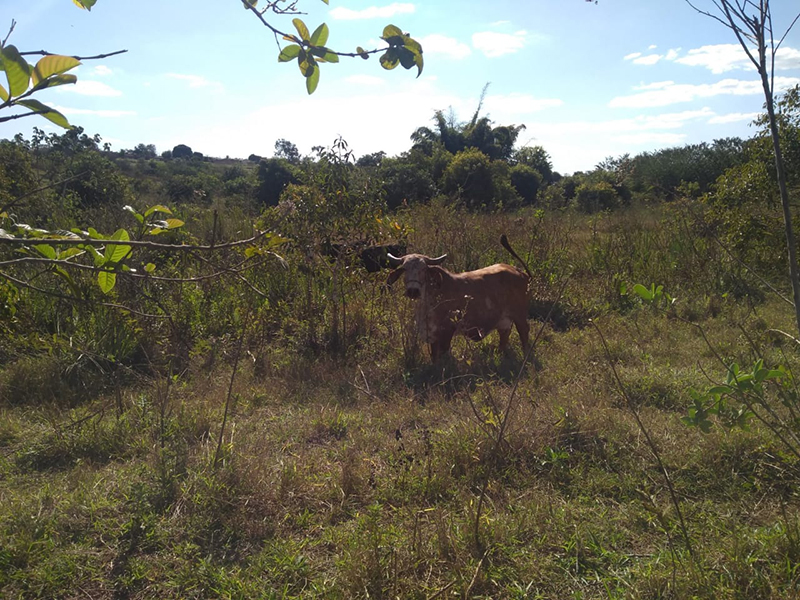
[213,304,251,469]
[0,229,271,250]
[19,49,128,61]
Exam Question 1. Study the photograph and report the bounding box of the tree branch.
[18,49,128,61]
[0,230,270,250]
[0,270,169,319]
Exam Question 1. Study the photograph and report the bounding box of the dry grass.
[3,206,800,598]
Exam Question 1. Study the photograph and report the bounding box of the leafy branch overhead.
[0,43,81,129]
[242,1,423,94]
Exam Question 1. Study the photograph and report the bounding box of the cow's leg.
[498,327,511,353]
[430,331,454,362]
[515,318,530,352]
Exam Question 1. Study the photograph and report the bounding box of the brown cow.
[387,236,531,361]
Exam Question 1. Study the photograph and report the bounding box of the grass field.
[2,204,800,599]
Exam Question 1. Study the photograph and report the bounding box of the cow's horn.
[425,254,447,265]
[386,253,404,267]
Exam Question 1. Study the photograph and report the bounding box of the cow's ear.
[386,267,404,286]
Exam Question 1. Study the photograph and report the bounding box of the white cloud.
[624,52,642,61]
[610,76,800,108]
[708,112,759,124]
[52,105,136,118]
[665,48,680,61]
[648,44,657,50]
[91,65,113,77]
[633,54,662,66]
[674,44,800,74]
[675,44,751,74]
[330,2,415,20]
[472,31,527,58]
[484,93,563,116]
[163,79,467,164]
[418,34,471,59]
[57,80,122,97]
[165,73,224,92]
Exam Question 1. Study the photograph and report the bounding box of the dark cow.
[323,240,407,273]
[386,235,531,361]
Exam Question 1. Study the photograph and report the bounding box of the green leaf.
[708,385,732,395]
[1,45,31,97]
[398,47,416,70]
[380,49,399,70]
[310,47,338,63]
[356,46,369,60]
[72,0,98,9]
[34,244,56,259]
[31,55,80,85]
[164,218,184,229]
[310,23,329,47]
[16,100,71,129]
[382,25,404,40]
[143,204,172,217]
[0,83,8,102]
[144,263,156,273]
[31,74,78,92]
[104,229,131,264]
[306,64,320,94]
[82,244,105,266]
[123,205,145,223]
[279,44,302,62]
[58,247,83,260]
[292,18,310,42]
[632,283,652,301]
[299,53,317,77]
[98,270,116,294]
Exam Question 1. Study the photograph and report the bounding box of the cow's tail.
[500,234,533,280]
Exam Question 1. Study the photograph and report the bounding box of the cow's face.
[386,252,447,300]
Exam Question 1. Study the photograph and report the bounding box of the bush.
[510,164,543,205]
[574,180,620,213]
[257,159,298,207]
[378,158,435,210]
[441,148,495,210]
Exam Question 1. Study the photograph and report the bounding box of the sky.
[1,0,800,174]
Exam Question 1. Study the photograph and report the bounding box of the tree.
[687,0,800,336]
[172,144,193,159]
[129,143,157,159]
[514,146,554,184]
[274,139,300,164]
[256,158,298,207]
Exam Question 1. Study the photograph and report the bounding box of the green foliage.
[378,156,435,210]
[608,138,749,201]
[256,158,299,207]
[440,147,520,210]
[683,359,798,458]
[574,179,620,213]
[510,163,543,205]
[171,144,193,159]
[514,145,554,183]
[0,43,79,129]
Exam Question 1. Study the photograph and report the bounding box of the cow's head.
[386,252,447,299]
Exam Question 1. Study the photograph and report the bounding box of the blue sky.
[2,0,799,173]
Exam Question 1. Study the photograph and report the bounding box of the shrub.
[574,180,620,213]
[510,163,543,205]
